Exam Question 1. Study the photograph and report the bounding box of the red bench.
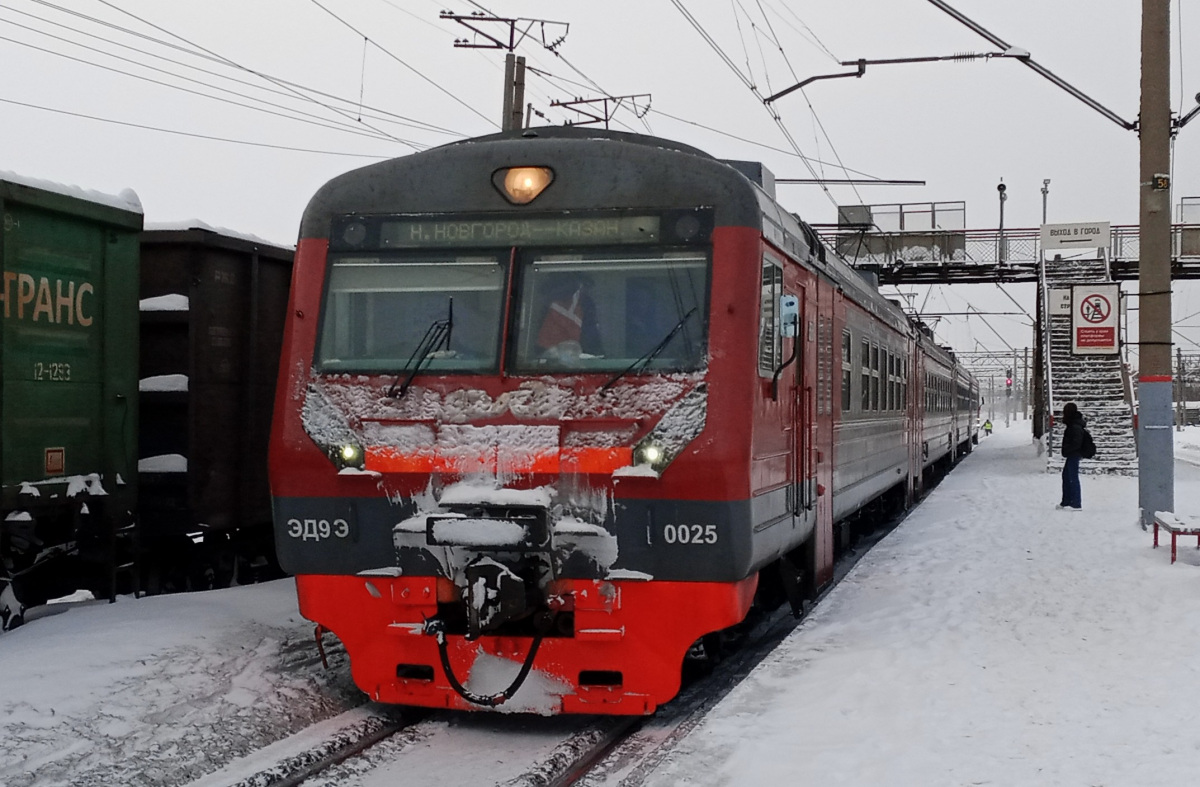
[1153,513,1200,564]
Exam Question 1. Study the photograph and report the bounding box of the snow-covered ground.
[0,582,363,787]
[1176,423,1200,467]
[642,423,1200,786]
[3,424,1200,786]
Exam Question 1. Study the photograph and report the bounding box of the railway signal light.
[1006,368,1013,396]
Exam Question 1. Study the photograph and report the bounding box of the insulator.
[952,51,980,62]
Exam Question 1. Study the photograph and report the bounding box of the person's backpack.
[1080,427,1097,459]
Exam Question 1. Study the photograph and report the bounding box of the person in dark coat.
[1058,401,1085,510]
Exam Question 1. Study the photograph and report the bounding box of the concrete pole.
[511,56,527,131]
[502,53,515,130]
[1177,347,1185,431]
[1138,0,1174,526]
[1023,346,1030,420]
[997,182,1007,264]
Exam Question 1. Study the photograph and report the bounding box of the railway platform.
[635,423,1200,786]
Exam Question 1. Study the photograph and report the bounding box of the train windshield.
[315,254,506,373]
[511,250,709,374]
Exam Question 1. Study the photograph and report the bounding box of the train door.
[787,284,812,515]
[809,277,835,588]
[909,345,925,500]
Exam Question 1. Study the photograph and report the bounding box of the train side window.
[860,340,870,411]
[841,331,852,412]
[886,352,894,411]
[818,316,832,415]
[870,345,880,411]
[758,259,783,376]
[888,352,897,407]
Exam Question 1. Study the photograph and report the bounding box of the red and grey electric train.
[269,127,978,715]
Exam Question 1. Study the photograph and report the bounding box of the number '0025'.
[662,524,718,544]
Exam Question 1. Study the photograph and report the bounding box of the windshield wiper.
[387,298,453,399]
[600,306,698,393]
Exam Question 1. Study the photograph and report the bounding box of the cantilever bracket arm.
[924,0,1136,131]
[764,51,1024,107]
[1176,96,1200,132]
[764,60,866,105]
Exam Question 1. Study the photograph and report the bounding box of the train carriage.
[270,127,976,714]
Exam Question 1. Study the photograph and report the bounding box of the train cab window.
[757,259,783,376]
[841,331,852,412]
[511,249,708,373]
[315,253,506,373]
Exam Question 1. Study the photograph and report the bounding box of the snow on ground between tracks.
[0,580,361,787]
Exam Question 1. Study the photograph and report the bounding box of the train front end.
[270,129,768,714]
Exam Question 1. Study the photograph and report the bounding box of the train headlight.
[303,386,366,472]
[336,443,364,469]
[634,440,668,470]
[621,384,708,477]
[494,166,554,205]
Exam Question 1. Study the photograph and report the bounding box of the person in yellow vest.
[983,419,992,435]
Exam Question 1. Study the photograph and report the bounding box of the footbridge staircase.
[1043,259,1138,475]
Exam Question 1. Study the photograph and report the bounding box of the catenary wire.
[91,0,419,147]
[0,22,408,144]
[668,0,842,207]
[306,0,498,129]
[764,0,840,63]
[0,95,391,157]
[457,0,650,133]
[751,0,866,206]
[31,0,412,143]
[5,3,465,136]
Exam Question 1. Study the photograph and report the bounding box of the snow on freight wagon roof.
[145,220,292,249]
[0,169,142,213]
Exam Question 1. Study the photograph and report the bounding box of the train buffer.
[1151,513,1200,564]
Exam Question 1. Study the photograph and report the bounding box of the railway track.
[193,522,901,787]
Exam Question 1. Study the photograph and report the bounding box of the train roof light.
[496,166,554,205]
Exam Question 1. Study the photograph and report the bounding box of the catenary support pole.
[1138,0,1174,526]
[501,53,515,130]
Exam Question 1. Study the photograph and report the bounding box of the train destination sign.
[380,215,662,248]
[1071,283,1120,355]
[1040,221,1111,252]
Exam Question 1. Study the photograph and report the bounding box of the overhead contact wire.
[0,24,404,143]
[306,0,498,129]
[91,0,420,148]
[6,3,463,135]
[0,96,389,157]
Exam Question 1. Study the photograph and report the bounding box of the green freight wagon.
[0,174,143,630]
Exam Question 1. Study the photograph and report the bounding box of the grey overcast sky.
[1,0,1197,359]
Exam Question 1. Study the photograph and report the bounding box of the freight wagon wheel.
[141,533,230,593]
[143,535,198,595]
[189,534,236,591]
